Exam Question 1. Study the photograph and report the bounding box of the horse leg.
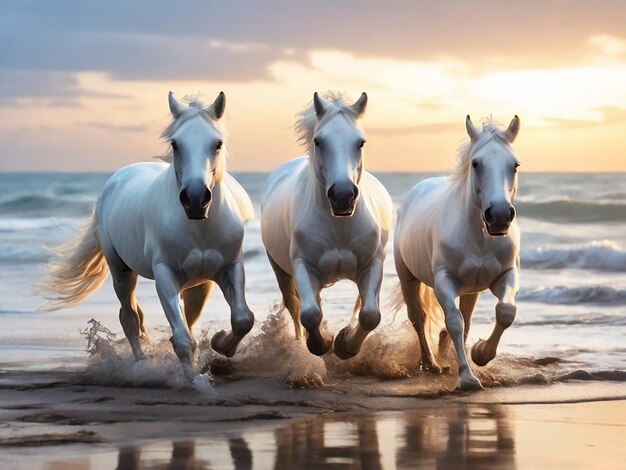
[111,266,146,361]
[333,255,383,359]
[268,253,303,340]
[182,282,214,330]
[292,258,332,355]
[433,269,482,390]
[460,293,480,344]
[471,268,518,366]
[396,258,442,373]
[211,260,255,358]
[153,263,195,379]
[439,293,480,361]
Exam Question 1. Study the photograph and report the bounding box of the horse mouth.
[485,224,509,236]
[331,209,355,217]
[184,209,209,220]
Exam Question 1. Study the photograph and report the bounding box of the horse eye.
[471,160,479,169]
[313,138,320,147]
[216,141,223,151]
[171,139,178,151]
[359,139,366,149]
[515,162,520,169]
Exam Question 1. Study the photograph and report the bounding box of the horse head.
[167,91,226,220]
[466,115,520,236]
[311,92,368,217]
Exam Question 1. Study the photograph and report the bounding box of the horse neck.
[161,162,181,202]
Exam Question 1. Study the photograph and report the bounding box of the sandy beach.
[1,316,625,468]
[1,366,625,469]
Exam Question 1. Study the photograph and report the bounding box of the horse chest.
[181,248,225,281]
[318,249,359,283]
[457,253,504,290]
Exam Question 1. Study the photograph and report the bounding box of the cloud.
[3,0,626,83]
[546,107,626,129]
[84,122,148,133]
[587,34,626,57]
[0,71,82,105]
[368,122,461,136]
[0,70,128,107]
[1,32,291,82]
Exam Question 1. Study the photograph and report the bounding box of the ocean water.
[0,172,624,376]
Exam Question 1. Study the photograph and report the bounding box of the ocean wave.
[521,240,626,272]
[0,194,94,218]
[517,200,626,223]
[518,285,626,305]
[0,245,50,263]
[516,312,626,327]
[0,217,77,232]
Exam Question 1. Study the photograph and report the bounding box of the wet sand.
[1,367,625,469]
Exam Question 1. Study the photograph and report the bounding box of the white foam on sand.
[78,308,624,394]
[80,319,216,394]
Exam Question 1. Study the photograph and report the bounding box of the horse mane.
[157,94,229,181]
[449,119,512,185]
[294,91,362,150]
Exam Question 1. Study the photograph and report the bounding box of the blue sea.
[0,172,624,376]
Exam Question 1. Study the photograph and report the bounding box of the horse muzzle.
[483,203,515,236]
[180,185,212,220]
[327,182,359,217]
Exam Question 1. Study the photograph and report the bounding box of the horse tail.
[389,282,445,348]
[36,211,109,311]
[352,295,362,318]
[417,283,446,348]
[388,282,406,319]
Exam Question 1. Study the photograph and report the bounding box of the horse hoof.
[458,375,484,391]
[333,327,359,360]
[211,330,237,358]
[306,334,333,356]
[422,361,443,374]
[471,340,495,366]
[135,352,147,362]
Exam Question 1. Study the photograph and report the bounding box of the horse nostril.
[484,207,494,224]
[509,205,516,222]
[201,186,212,207]
[351,184,359,203]
[327,184,336,200]
[179,188,191,207]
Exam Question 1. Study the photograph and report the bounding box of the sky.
[1,0,626,172]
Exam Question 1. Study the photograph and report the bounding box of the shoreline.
[0,368,625,468]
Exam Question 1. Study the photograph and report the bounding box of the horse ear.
[466,115,479,142]
[168,91,186,118]
[313,92,328,119]
[504,115,520,143]
[348,92,368,118]
[209,91,226,120]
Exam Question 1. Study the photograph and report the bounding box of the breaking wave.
[517,200,626,223]
[521,240,626,272]
[518,286,626,305]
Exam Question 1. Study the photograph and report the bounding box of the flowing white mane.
[294,91,362,151]
[450,119,512,184]
[158,94,230,177]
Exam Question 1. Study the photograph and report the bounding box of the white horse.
[393,116,521,390]
[39,92,255,380]
[261,92,392,358]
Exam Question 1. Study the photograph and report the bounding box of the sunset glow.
[1,1,626,172]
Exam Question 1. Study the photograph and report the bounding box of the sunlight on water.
[17,402,624,470]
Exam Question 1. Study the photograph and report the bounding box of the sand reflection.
[107,405,514,469]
